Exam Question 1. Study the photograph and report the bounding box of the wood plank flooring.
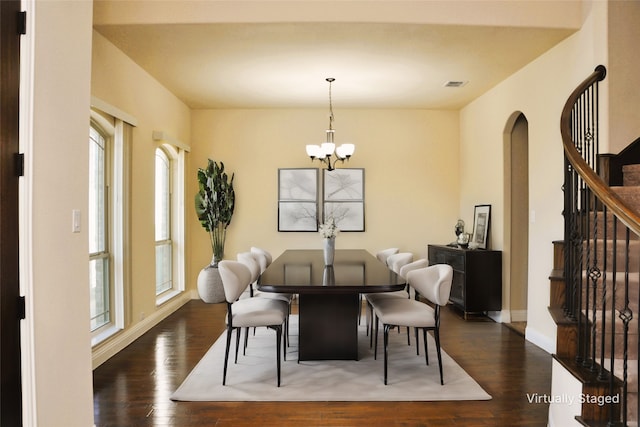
[93,300,552,426]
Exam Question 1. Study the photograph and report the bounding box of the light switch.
[72,210,81,233]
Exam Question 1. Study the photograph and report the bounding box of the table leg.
[298,293,359,360]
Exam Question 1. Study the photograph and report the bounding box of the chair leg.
[275,325,282,387]
[243,327,249,355]
[282,323,289,361]
[286,305,291,347]
[423,328,429,365]
[415,327,420,355]
[374,315,379,360]
[368,302,374,345]
[222,327,233,385]
[383,323,391,385]
[434,328,444,385]
[282,319,287,362]
[234,328,242,363]
[406,326,410,345]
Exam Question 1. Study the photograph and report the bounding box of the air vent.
[444,80,468,88]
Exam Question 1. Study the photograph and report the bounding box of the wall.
[459,0,608,353]
[607,0,640,153]
[23,1,95,425]
[90,31,193,365]
[189,109,460,275]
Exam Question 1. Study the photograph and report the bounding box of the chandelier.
[305,78,355,171]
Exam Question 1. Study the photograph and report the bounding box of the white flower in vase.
[319,217,340,239]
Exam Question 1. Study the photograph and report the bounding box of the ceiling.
[93,3,579,110]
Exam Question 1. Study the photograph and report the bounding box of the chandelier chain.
[327,77,334,130]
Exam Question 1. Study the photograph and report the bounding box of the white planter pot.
[197,264,226,303]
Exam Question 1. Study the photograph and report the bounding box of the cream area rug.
[171,315,491,402]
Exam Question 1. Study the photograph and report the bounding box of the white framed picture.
[279,168,318,201]
[472,204,491,249]
[278,201,318,232]
[324,201,364,232]
[323,168,364,201]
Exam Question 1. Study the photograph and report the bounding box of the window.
[155,147,172,295]
[154,141,186,305]
[89,106,132,345]
[89,123,111,331]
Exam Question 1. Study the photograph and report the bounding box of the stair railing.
[561,65,640,426]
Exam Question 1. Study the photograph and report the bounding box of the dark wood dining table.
[257,249,404,361]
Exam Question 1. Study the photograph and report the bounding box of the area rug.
[171,315,491,402]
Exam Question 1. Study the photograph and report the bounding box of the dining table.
[257,249,404,361]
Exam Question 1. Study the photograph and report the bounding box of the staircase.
[552,65,640,427]
[609,165,640,425]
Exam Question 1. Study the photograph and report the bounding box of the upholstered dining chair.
[365,252,413,331]
[218,260,288,387]
[375,247,399,265]
[236,252,262,298]
[247,249,294,305]
[386,252,414,274]
[359,248,399,325]
[237,252,291,348]
[366,255,429,348]
[370,264,453,385]
[249,247,294,304]
[251,246,273,269]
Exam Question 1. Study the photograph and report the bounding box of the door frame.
[0,0,24,425]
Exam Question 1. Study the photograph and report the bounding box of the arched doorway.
[504,112,529,335]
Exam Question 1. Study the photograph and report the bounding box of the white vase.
[323,237,335,266]
[197,259,226,303]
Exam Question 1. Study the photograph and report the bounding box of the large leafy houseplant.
[195,159,235,267]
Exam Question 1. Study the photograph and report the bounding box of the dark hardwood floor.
[93,300,552,426]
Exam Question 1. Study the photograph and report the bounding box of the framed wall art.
[323,168,364,201]
[278,168,318,231]
[471,204,491,249]
[323,168,365,232]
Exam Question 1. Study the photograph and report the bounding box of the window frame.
[90,111,131,346]
[89,118,113,337]
[155,143,186,306]
[155,146,173,296]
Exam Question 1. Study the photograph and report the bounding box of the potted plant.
[195,159,235,303]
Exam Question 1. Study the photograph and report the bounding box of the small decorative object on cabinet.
[427,244,502,319]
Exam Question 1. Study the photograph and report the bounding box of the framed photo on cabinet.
[471,204,491,249]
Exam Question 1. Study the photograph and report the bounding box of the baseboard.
[92,291,196,369]
[510,310,527,322]
[486,310,507,323]
[525,324,556,354]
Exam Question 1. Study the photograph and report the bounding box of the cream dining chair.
[249,247,295,305]
[370,264,453,385]
[218,260,288,387]
[360,248,399,325]
[237,251,292,348]
[367,252,429,346]
[376,247,399,265]
[365,252,415,343]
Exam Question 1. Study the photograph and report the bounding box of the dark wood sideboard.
[427,244,502,318]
